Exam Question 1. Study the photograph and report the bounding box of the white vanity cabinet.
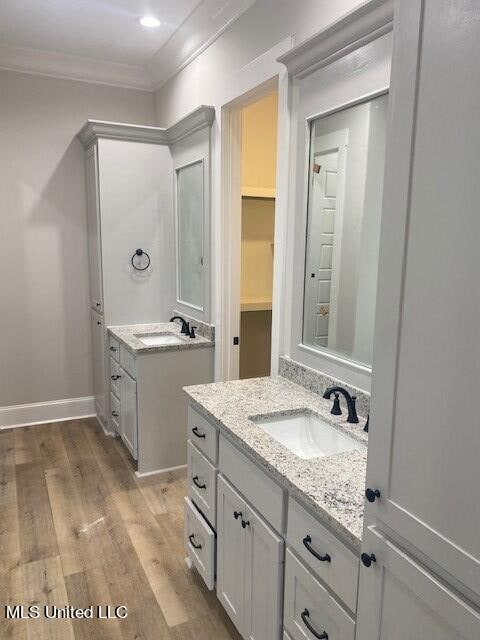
[108,341,138,459]
[118,368,137,459]
[185,403,361,640]
[217,474,284,640]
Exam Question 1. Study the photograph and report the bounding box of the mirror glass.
[302,93,388,366]
[176,160,204,309]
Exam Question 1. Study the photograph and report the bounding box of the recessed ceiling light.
[139,16,161,28]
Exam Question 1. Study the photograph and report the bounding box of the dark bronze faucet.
[169,315,189,335]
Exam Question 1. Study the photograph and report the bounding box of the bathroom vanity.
[108,321,214,475]
[183,367,369,640]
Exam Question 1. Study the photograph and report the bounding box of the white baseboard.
[0,396,96,429]
[135,464,187,479]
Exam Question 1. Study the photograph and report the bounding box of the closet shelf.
[240,297,272,312]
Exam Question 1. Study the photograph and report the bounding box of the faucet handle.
[331,393,342,416]
[189,326,197,339]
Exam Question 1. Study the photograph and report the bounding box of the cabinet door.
[91,309,105,423]
[217,474,247,634]
[365,0,480,595]
[356,528,480,640]
[244,504,284,640]
[85,145,103,312]
[119,370,137,459]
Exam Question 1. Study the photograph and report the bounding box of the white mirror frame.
[279,2,393,392]
[171,122,212,323]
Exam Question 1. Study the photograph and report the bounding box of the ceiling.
[0,0,256,90]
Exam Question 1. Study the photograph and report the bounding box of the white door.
[356,528,480,640]
[244,505,284,640]
[119,370,137,459]
[90,309,105,424]
[217,475,247,634]
[303,131,347,349]
[85,145,103,313]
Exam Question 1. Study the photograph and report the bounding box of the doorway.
[239,92,278,378]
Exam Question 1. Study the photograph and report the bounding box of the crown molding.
[77,105,215,148]
[0,43,153,91]
[77,120,167,147]
[166,105,215,144]
[277,0,394,78]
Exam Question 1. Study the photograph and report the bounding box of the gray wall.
[0,69,156,407]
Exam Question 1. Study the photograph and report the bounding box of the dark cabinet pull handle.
[361,552,376,568]
[365,488,381,503]
[241,519,250,529]
[192,426,206,439]
[111,411,119,418]
[97,321,102,325]
[111,375,121,381]
[302,535,331,563]
[233,511,242,520]
[301,609,328,639]
[192,475,206,490]
[110,346,117,352]
[188,534,202,550]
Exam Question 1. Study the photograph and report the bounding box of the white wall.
[0,69,156,410]
[155,0,364,125]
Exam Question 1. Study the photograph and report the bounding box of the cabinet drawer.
[108,335,120,362]
[110,357,121,398]
[187,441,217,529]
[188,405,218,463]
[284,549,355,640]
[184,497,215,590]
[110,392,120,431]
[219,435,284,533]
[287,498,359,611]
[120,345,136,379]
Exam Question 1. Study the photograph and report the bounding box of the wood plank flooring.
[0,418,241,640]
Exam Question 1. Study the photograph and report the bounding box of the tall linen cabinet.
[356,0,480,637]
[78,109,214,431]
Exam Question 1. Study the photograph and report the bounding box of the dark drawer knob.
[111,375,121,381]
[233,511,242,520]
[361,552,376,568]
[303,535,331,562]
[110,346,117,352]
[241,519,250,529]
[111,411,119,418]
[188,534,202,550]
[192,475,206,490]
[192,426,206,439]
[365,488,381,503]
[300,609,328,639]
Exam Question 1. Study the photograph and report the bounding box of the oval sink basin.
[251,412,363,459]
[135,333,184,347]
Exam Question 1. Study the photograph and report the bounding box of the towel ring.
[131,248,151,271]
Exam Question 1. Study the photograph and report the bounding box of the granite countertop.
[108,322,214,354]
[184,376,368,551]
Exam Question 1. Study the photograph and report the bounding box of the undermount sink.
[251,411,363,460]
[135,332,184,347]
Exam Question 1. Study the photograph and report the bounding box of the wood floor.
[0,418,241,640]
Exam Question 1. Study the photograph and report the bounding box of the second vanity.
[183,368,368,640]
[107,320,214,475]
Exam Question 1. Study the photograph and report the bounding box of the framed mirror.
[175,159,205,310]
[302,92,388,367]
